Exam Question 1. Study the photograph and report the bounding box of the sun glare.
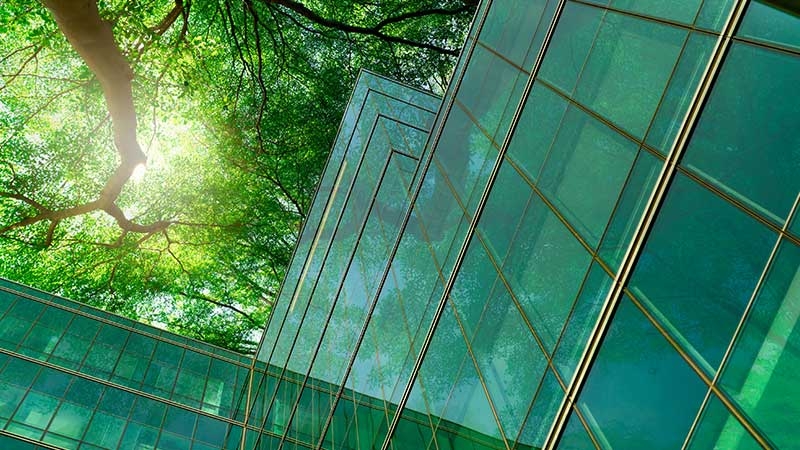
[130,162,147,183]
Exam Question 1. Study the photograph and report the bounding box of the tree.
[0,0,474,352]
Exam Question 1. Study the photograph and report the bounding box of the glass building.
[2,0,799,448]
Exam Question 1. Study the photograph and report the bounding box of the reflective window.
[720,240,800,449]
[682,43,800,225]
[576,297,707,449]
[629,174,776,373]
[738,0,800,51]
[537,104,639,248]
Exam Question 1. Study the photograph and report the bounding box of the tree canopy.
[0,0,475,353]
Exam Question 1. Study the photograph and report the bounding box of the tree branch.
[268,0,466,56]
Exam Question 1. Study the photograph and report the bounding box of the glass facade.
[2,0,799,448]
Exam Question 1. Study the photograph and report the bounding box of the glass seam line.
[275,141,403,448]
[309,5,491,448]
[0,347,247,428]
[256,86,431,369]
[540,0,753,448]
[237,63,365,362]
[248,90,430,432]
[254,83,434,367]
[0,429,62,450]
[252,110,396,444]
[0,285,250,368]
[378,0,568,448]
[681,191,800,449]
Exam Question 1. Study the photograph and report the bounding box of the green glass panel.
[683,43,800,225]
[456,44,525,138]
[429,311,504,443]
[113,353,149,384]
[120,423,161,449]
[41,433,78,450]
[0,434,41,449]
[695,0,736,31]
[449,238,501,342]
[686,393,761,450]
[124,332,155,356]
[573,12,686,139]
[432,104,497,215]
[21,322,60,357]
[645,32,716,154]
[607,0,703,24]
[13,391,59,430]
[554,411,596,449]
[31,368,71,397]
[163,405,196,437]
[552,262,612,383]
[597,149,662,272]
[152,341,184,364]
[537,105,639,248]
[407,303,469,422]
[65,315,100,339]
[576,297,706,449]
[51,331,90,367]
[82,344,121,377]
[64,374,103,408]
[539,2,604,96]
[0,382,26,421]
[5,421,43,440]
[194,415,228,446]
[131,396,166,427]
[48,402,91,439]
[35,306,72,331]
[480,0,549,67]
[476,161,532,266]
[83,411,125,449]
[502,196,592,353]
[0,316,29,347]
[739,1,800,51]
[471,282,545,439]
[719,240,800,449]
[506,83,570,185]
[516,369,564,448]
[629,174,775,372]
[7,299,44,321]
[158,431,193,450]
[2,357,39,388]
[97,388,134,418]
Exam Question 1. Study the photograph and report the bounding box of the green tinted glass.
[577,297,706,449]
[686,393,762,450]
[738,1,800,51]
[537,104,639,248]
[682,43,800,225]
[629,174,775,372]
[573,12,686,139]
[720,240,800,448]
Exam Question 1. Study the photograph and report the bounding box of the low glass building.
[2,0,799,448]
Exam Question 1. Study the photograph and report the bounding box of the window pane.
[537,105,639,248]
[572,12,687,139]
[502,196,592,353]
[738,0,800,51]
[576,297,706,449]
[597,149,662,272]
[719,240,800,449]
[686,393,761,450]
[506,83,570,184]
[629,174,775,372]
[539,2,604,96]
[682,43,800,225]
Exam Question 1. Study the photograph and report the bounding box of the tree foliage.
[0,0,474,352]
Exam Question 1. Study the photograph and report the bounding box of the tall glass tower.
[2,0,799,448]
